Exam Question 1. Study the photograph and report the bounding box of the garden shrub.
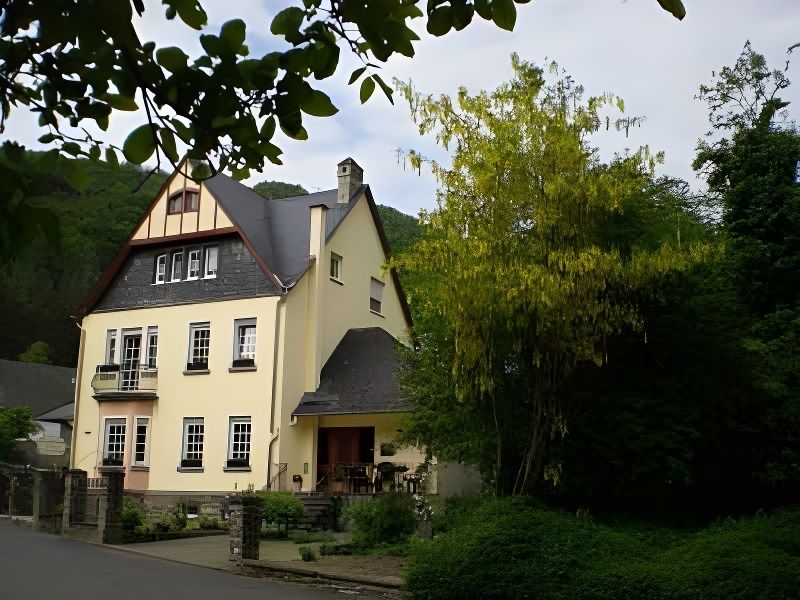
[430,494,484,534]
[197,516,223,530]
[255,491,306,534]
[320,542,354,556]
[298,545,316,561]
[345,492,416,549]
[289,530,334,544]
[121,497,146,531]
[406,499,800,600]
[153,501,189,533]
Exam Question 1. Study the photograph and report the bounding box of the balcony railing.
[91,364,158,394]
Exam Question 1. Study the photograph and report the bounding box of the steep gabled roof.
[292,328,410,416]
[78,167,412,327]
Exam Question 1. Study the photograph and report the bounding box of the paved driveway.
[0,520,384,600]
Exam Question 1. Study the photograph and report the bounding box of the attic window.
[330,253,342,281]
[167,189,199,214]
[370,277,385,314]
[795,160,800,184]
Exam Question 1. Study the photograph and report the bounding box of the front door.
[328,427,359,466]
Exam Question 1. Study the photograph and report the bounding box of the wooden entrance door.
[328,428,359,466]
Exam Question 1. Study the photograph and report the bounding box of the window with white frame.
[146,326,158,368]
[103,418,126,465]
[181,417,204,468]
[154,254,167,284]
[105,329,117,364]
[370,277,385,314]
[133,417,150,467]
[227,417,252,467]
[187,322,211,369]
[330,252,342,281]
[204,246,218,278]
[170,251,183,282]
[187,249,201,280]
[233,318,256,365]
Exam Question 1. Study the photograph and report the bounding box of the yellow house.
[70,158,425,505]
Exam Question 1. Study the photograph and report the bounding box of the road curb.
[242,559,404,589]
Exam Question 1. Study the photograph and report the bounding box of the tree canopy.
[0,0,685,181]
[394,57,706,494]
[0,406,39,461]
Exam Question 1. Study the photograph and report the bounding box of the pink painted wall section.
[97,400,155,490]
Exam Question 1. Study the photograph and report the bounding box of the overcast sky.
[4,0,799,216]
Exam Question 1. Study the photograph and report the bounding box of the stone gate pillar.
[62,469,87,532]
[99,468,125,544]
[229,494,260,563]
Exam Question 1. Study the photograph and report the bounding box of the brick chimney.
[337,157,363,203]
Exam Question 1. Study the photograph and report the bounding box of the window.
[103,418,126,466]
[227,417,252,468]
[330,253,342,281]
[204,246,218,278]
[370,277,385,314]
[146,326,158,368]
[795,160,800,184]
[187,322,211,370]
[170,251,183,282]
[154,254,167,284]
[232,318,256,367]
[133,417,150,467]
[187,249,201,280]
[167,192,182,214]
[105,329,117,364]
[181,417,204,468]
[184,190,199,212]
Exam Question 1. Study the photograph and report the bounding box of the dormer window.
[330,253,342,282]
[167,189,200,215]
[170,251,183,282]
[204,246,218,279]
[154,254,167,284]
[187,249,201,280]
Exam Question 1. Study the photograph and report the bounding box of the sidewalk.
[112,534,405,590]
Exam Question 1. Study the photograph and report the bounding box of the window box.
[231,358,255,369]
[180,458,203,469]
[96,363,120,373]
[102,457,123,467]
[186,361,209,371]
[225,458,250,469]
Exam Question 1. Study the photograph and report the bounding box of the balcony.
[91,364,158,400]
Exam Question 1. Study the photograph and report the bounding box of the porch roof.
[292,328,411,417]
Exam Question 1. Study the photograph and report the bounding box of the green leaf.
[491,0,516,31]
[360,77,376,104]
[123,124,157,164]
[88,145,101,161]
[37,133,56,144]
[475,0,492,20]
[191,162,211,180]
[61,161,93,192]
[104,93,139,111]
[271,7,304,36]
[372,74,394,105]
[298,88,338,117]
[155,47,189,73]
[348,66,367,85]
[656,0,686,20]
[427,7,453,36]
[171,0,207,30]
[159,128,179,162]
[105,147,119,169]
[219,19,246,53]
[260,116,276,139]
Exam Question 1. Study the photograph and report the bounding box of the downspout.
[267,297,283,488]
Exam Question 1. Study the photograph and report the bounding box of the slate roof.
[205,177,363,288]
[36,401,75,422]
[0,360,76,417]
[293,328,411,416]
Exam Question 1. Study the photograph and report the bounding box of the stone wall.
[228,494,260,563]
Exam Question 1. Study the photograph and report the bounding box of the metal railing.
[90,365,158,393]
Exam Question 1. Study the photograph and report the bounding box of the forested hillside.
[0,154,418,366]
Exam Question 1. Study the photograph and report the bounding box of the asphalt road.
[0,520,380,600]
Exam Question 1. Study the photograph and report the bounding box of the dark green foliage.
[196,516,224,530]
[121,497,146,531]
[406,499,800,600]
[0,406,39,460]
[298,545,316,561]
[252,180,308,200]
[0,150,165,366]
[376,205,420,256]
[154,501,189,533]
[255,491,306,534]
[430,494,484,534]
[345,493,417,548]
[319,542,354,555]
[17,341,54,364]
